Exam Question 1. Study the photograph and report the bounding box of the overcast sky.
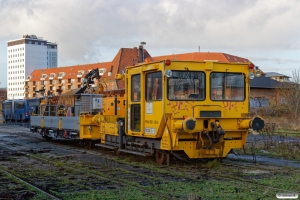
[1,0,300,86]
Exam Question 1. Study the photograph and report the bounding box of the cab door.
[143,71,164,138]
[126,70,163,138]
[127,73,142,135]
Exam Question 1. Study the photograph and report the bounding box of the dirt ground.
[0,123,299,200]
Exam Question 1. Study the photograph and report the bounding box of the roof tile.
[152,52,250,63]
[28,49,252,91]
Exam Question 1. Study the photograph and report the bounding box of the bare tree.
[277,69,300,123]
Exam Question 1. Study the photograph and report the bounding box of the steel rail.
[0,167,61,200]
[208,163,300,193]
[0,144,171,200]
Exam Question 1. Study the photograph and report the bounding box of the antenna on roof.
[198,46,200,52]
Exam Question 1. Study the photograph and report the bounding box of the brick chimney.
[138,42,146,63]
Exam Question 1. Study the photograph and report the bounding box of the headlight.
[254,70,262,78]
[165,70,172,78]
[248,72,255,80]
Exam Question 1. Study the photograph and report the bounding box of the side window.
[4,103,12,109]
[131,104,140,131]
[131,74,140,102]
[146,72,162,101]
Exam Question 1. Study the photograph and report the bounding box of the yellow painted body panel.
[79,115,100,139]
[58,117,62,130]
[75,60,262,159]
[40,117,44,128]
[159,127,247,158]
[102,96,126,116]
[79,113,120,140]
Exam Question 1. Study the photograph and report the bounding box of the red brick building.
[249,75,281,107]
[24,48,252,98]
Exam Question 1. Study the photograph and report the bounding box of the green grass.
[59,178,280,200]
[206,159,222,169]
[245,124,300,160]
[255,174,300,192]
[111,156,300,200]
[274,129,300,136]
[61,187,162,200]
[2,131,298,200]
[2,158,296,200]
[0,171,50,200]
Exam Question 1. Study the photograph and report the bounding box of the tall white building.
[7,34,58,99]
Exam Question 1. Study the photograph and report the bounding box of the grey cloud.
[249,56,300,64]
[0,0,300,69]
[26,8,34,16]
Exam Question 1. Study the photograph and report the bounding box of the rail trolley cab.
[36,59,264,165]
[118,59,264,163]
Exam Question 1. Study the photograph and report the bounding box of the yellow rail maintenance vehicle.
[31,59,264,165]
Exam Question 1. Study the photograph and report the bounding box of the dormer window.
[77,70,84,77]
[58,72,65,79]
[40,74,47,80]
[99,68,106,76]
[49,73,56,79]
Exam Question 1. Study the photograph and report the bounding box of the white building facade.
[7,35,58,99]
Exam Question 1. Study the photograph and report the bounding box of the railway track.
[1,123,299,199]
[0,167,60,200]
[0,144,172,199]
[216,163,299,194]
[158,158,300,197]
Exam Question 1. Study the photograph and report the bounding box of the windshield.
[210,72,245,101]
[27,99,40,107]
[4,102,12,109]
[167,71,205,100]
[15,101,25,109]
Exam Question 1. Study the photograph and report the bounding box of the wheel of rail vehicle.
[155,149,166,165]
[40,129,46,138]
[83,140,92,149]
[83,140,96,150]
[41,129,52,141]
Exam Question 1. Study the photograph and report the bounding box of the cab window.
[146,72,162,101]
[131,74,140,102]
[210,72,245,101]
[167,71,205,100]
